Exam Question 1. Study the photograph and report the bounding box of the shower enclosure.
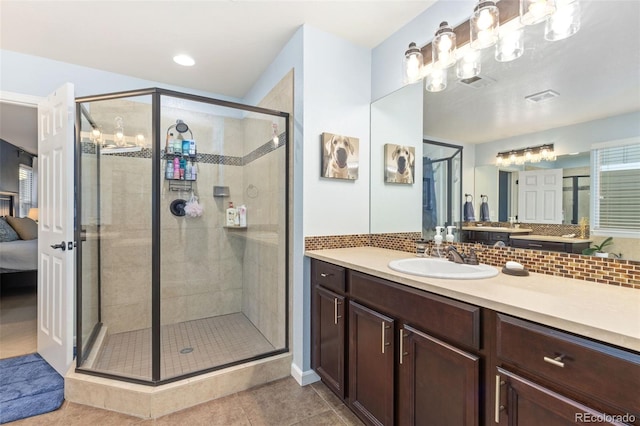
[75,88,289,384]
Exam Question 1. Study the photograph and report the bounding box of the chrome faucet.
[446,246,480,265]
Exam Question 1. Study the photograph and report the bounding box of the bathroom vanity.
[461,226,532,246]
[509,234,592,254]
[307,247,640,426]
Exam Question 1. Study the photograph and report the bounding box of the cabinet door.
[398,325,479,426]
[349,301,395,426]
[496,368,623,426]
[313,285,346,399]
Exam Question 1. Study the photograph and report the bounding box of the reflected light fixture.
[456,49,481,79]
[425,68,447,92]
[272,123,279,147]
[545,0,580,41]
[495,27,524,62]
[403,42,423,84]
[114,116,124,143]
[173,54,195,67]
[520,0,556,25]
[470,0,500,49]
[433,22,457,69]
[496,144,556,166]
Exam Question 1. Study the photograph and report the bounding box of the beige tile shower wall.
[241,70,292,347]
[99,156,153,334]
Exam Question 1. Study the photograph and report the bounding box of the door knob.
[50,241,66,251]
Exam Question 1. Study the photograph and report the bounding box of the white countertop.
[305,247,640,352]
[462,226,533,233]
[509,234,593,243]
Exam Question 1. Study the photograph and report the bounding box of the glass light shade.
[495,27,524,62]
[545,0,580,41]
[425,68,448,92]
[496,154,504,165]
[403,42,424,84]
[456,50,481,79]
[433,22,457,69]
[114,116,124,143]
[520,0,556,26]
[470,1,499,49]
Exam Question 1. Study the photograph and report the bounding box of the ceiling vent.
[525,89,560,103]
[457,74,496,89]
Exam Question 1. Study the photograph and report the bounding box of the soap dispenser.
[446,226,456,243]
[433,226,445,258]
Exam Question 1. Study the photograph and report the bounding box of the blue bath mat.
[0,353,64,424]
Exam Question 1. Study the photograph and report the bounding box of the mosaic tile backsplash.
[305,233,640,290]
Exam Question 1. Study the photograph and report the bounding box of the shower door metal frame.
[423,139,464,229]
[75,87,291,385]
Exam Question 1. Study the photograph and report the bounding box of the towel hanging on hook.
[479,194,490,221]
[464,193,476,221]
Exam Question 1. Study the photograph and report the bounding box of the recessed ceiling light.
[173,54,195,67]
[525,89,559,103]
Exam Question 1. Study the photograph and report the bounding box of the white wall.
[474,111,640,166]
[302,25,372,237]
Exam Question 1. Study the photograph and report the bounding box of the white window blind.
[18,164,33,217]
[592,143,640,233]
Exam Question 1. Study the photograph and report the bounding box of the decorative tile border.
[80,133,285,166]
[305,234,640,290]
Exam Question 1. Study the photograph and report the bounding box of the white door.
[37,83,75,376]
[518,168,563,224]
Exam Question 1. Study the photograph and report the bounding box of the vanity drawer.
[312,260,346,294]
[350,270,480,350]
[496,314,640,414]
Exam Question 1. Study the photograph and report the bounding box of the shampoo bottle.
[226,202,237,226]
[190,161,197,180]
[189,140,196,156]
[238,205,247,227]
[182,140,190,156]
[166,132,174,154]
[173,157,180,180]
[165,160,174,179]
[185,162,192,180]
[173,135,182,154]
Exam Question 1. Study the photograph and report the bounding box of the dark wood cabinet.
[311,260,347,399]
[398,324,479,426]
[496,368,623,426]
[309,258,640,426]
[314,285,346,398]
[349,301,395,426]
[509,238,589,254]
[462,230,511,246]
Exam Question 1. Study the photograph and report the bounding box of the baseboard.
[290,362,320,386]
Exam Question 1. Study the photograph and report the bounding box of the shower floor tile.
[92,312,275,380]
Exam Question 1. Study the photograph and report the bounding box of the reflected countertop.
[461,226,533,233]
[305,246,640,351]
[510,234,593,243]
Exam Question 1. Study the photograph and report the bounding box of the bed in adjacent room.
[0,197,38,287]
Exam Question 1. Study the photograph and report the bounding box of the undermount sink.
[388,258,499,280]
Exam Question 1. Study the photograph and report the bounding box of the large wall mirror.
[370,0,640,259]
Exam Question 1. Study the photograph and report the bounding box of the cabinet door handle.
[381,322,390,354]
[543,355,565,368]
[399,329,408,364]
[333,298,342,324]
[320,272,332,277]
[495,375,505,423]
[528,243,543,248]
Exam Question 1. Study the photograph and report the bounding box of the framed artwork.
[321,132,359,180]
[384,144,415,184]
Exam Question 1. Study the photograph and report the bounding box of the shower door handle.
[51,241,66,251]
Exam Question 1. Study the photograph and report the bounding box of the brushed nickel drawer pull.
[333,298,342,324]
[381,322,390,354]
[320,272,333,277]
[543,355,565,368]
[529,243,543,248]
[399,329,404,364]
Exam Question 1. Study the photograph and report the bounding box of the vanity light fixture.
[433,22,457,69]
[470,0,500,49]
[456,49,482,79]
[495,26,524,62]
[520,0,556,26]
[425,68,448,92]
[545,0,580,41]
[173,54,195,67]
[496,143,556,166]
[403,42,424,84]
[114,116,124,144]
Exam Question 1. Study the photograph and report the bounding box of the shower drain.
[179,347,194,354]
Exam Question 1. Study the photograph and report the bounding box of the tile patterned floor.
[10,377,364,425]
[93,313,276,380]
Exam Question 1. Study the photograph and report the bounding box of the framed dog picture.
[384,144,415,184]
[321,132,359,180]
